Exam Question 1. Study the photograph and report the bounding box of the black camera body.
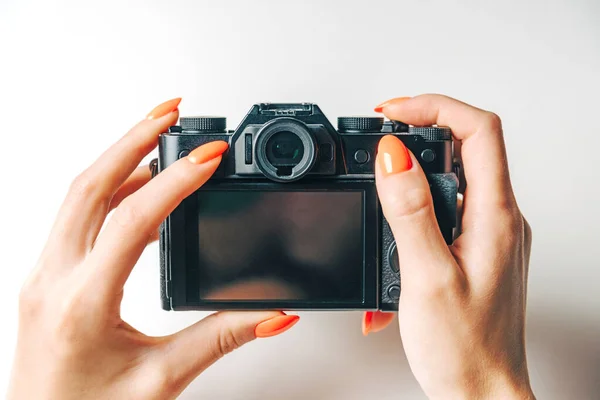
[157,103,460,312]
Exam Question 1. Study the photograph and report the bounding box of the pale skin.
[8,94,534,399]
[366,94,534,399]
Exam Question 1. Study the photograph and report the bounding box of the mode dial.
[180,116,227,133]
[338,117,383,133]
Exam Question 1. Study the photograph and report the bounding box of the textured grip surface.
[159,221,170,310]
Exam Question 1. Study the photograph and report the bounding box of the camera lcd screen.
[190,190,364,303]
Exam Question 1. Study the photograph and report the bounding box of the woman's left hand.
[7,98,299,400]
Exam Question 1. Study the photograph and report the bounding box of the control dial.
[408,126,452,141]
[338,117,383,133]
[180,116,227,133]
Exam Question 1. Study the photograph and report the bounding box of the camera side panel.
[158,133,232,310]
[380,217,400,311]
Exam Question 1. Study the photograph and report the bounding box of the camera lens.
[266,131,305,167]
[255,118,317,182]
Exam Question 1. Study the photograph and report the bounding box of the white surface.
[1,0,599,398]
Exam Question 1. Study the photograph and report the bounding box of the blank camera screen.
[192,191,364,302]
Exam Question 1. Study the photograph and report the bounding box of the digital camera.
[155,103,461,311]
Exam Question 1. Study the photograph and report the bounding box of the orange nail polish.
[374,96,411,113]
[363,311,374,336]
[146,98,182,120]
[187,141,229,164]
[255,315,300,338]
[377,135,412,176]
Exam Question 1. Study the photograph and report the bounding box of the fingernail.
[255,315,300,338]
[362,311,374,336]
[374,96,411,113]
[188,141,229,164]
[146,98,182,120]
[377,135,412,176]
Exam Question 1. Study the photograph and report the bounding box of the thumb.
[375,135,455,286]
[154,311,299,396]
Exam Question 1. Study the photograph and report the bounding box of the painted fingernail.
[374,96,411,113]
[146,98,182,120]
[188,141,229,164]
[255,315,300,338]
[362,311,374,336]
[377,135,412,176]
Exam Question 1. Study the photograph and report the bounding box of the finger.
[152,312,298,398]
[108,165,152,211]
[109,166,157,247]
[362,311,395,336]
[49,98,180,260]
[87,141,228,298]
[148,229,159,245]
[375,135,457,286]
[376,94,518,229]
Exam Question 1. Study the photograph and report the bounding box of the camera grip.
[159,220,171,310]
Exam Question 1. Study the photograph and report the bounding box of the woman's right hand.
[365,95,535,399]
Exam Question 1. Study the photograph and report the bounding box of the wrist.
[478,379,535,400]
[427,369,535,400]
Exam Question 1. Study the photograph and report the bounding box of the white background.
[1,0,599,398]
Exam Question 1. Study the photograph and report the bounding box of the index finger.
[85,141,228,300]
[377,94,518,224]
[48,98,181,259]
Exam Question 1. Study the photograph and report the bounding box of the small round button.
[179,150,190,158]
[387,285,400,300]
[388,241,399,273]
[353,149,369,164]
[421,149,436,163]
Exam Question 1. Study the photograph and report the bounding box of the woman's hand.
[7,98,299,400]
[364,95,534,399]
